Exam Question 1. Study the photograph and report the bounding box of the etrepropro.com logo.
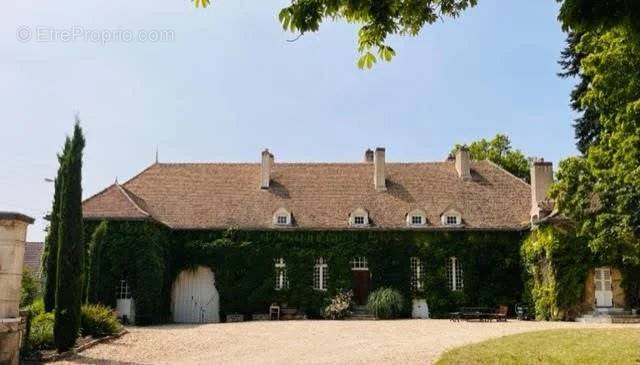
[16,26,175,44]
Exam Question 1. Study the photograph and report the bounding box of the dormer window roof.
[273,208,292,226]
[441,208,463,226]
[349,208,369,227]
[406,209,427,227]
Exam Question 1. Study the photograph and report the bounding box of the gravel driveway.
[55,320,639,365]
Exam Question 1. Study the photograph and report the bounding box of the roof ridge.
[121,162,160,187]
[483,159,531,189]
[82,183,119,205]
[153,161,454,166]
[115,183,150,217]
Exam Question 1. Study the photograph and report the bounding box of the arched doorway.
[171,266,220,323]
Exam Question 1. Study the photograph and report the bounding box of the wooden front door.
[594,267,613,307]
[352,270,370,305]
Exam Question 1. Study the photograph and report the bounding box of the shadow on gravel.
[61,355,147,365]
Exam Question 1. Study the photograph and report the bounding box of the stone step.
[611,315,640,324]
[347,306,375,320]
[346,315,376,320]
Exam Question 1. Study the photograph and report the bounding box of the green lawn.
[436,329,640,365]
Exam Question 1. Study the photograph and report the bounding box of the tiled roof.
[24,242,44,275]
[83,160,532,231]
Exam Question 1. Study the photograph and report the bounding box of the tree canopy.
[550,26,640,265]
[558,32,601,154]
[451,134,529,182]
[192,0,640,68]
[557,0,640,39]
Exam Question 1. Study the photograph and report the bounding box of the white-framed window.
[116,279,132,300]
[350,257,368,270]
[313,257,329,291]
[446,257,464,291]
[273,208,292,226]
[410,257,424,291]
[349,208,369,227]
[445,215,459,225]
[441,209,462,226]
[274,257,289,290]
[407,209,427,227]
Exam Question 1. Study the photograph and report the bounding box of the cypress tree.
[54,122,86,352]
[86,221,108,303]
[43,138,70,312]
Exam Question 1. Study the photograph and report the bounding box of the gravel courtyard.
[55,320,639,365]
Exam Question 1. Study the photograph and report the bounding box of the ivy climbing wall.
[86,220,526,323]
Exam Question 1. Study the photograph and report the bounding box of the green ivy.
[521,224,593,320]
[86,220,170,325]
[86,221,525,322]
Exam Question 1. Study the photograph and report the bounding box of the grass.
[436,329,640,365]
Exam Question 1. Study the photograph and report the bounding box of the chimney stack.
[530,158,553,218]
[364,149,374,163]
[374,147,387,192]
[455,146,472,181]
[260,149,273,189]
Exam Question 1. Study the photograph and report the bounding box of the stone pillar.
[0,212,34,365]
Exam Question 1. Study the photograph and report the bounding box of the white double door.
[172,266,220,323]
[594,267,613,308]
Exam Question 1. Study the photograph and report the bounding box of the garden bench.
[450,306,507,322]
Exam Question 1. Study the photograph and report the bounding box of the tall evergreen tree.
[86,221,108,304]
[43,138,70,312]
[558,32,602,154]
[54,121,86,352]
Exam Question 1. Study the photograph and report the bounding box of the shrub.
[367,287,404,319]
[322,290,353,319]
[81,304,121,337]
[20,267,40,308]
[26,298,45,318]
[28,312,55,350]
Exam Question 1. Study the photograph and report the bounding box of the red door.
[352,270,370,305]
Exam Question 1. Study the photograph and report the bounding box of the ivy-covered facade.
[81,148,636,324]
[84,220,526,324]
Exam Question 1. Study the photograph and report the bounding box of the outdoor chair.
[493,305,508,322]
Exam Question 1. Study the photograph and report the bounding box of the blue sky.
[2,0,576,241]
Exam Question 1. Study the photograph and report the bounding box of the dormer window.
[445,215,459,225]
[406,209,427,227]
[273,208,292,226]
[441,208,462,226]
[349,208,369,227]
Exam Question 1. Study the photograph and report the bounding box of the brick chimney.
[455,146,472,181]
[530,158,553,219]
[260,149,273,189]
[374,147,386,192]
[364,149,374,163]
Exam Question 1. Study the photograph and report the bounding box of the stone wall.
[0,212,33,365]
